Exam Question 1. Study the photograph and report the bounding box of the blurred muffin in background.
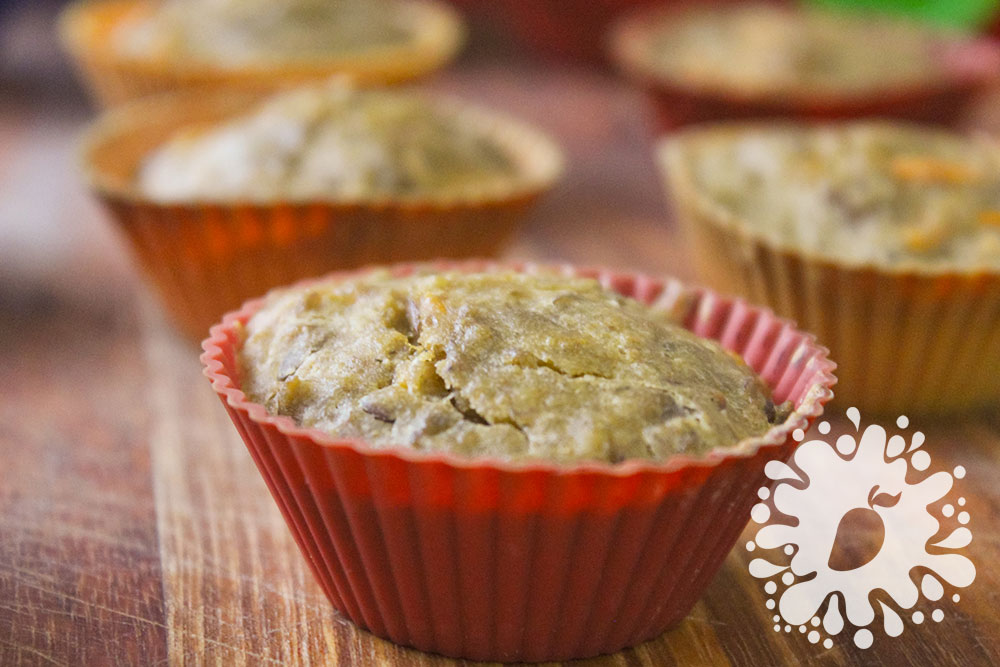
[115,0,418,65]
[611,3,1000,130]
[80,82,563,338]
[59,0,465,106]
[661,121,1000,414]
[671,124,1000,269]
[139,83,521,201]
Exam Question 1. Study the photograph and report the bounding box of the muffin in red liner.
[610,4,1000,131]
[201,261,836,662]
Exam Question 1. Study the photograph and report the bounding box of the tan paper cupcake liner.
[59,0,465,107]
[660,134,1000,415]
[81,90,563,340]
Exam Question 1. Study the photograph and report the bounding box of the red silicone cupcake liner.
[201,260,837,661]
[609,6,1000,131]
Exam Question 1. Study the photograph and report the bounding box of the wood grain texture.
[0,96,166,667]
[3,25,1000,666]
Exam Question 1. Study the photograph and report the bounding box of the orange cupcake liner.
[661,132,1000,415]
[59,0,465,107]
[609,5,1000,130]
[201,260,837,662]
[81,90,563,340]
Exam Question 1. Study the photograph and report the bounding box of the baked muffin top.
[138,84,518,202]
[114,0,414,64]
[674,123,1000,269]
[643,4,958,98]
[239,271,786,464]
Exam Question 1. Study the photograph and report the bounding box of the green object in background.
[805,0,999,30]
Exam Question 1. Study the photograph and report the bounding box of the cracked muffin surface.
[238,271,784,464]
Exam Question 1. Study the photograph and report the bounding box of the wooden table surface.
[3,38,1000,667]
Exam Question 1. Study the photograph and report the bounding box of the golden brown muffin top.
[138,84,518,202]
[674,122,1000,270]
[644,4,958,98]
[239,271,785,464]
[114,0,413,64]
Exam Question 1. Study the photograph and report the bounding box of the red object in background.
[989,11,1000,38]
[449,0,747,65]
[201,260,836,663]
[489,0,668,65]
[609,5,1000,130]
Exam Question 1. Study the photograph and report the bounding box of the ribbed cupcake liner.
[201,261,836,662]
[609,6,1000,131]
[81,90,563,340]
[58,0,465,107]
[661,135,1000,415]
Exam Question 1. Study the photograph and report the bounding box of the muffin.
[610,3,1000,130]
[202,261,837,661]
[81,83,563,339]
[240,270,789,463]
[137,84,521,202]
[114,0,421,64]
[59,0,464,106]
[661,121,1000,414]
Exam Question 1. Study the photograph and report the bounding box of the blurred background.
[4,0,1000,339]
